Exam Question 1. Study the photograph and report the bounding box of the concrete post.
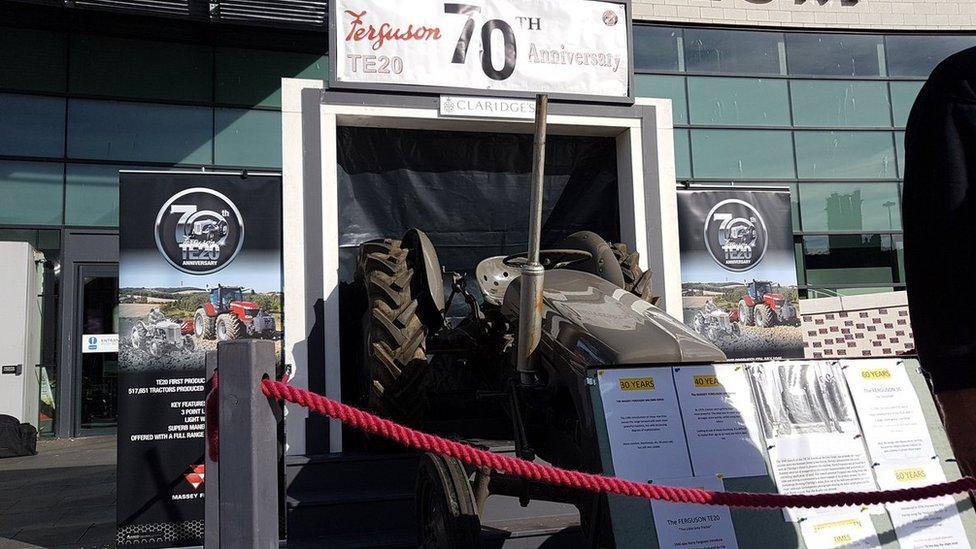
[215,340,278,548]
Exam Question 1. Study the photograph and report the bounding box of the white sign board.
[598,368,692,482]
[82,333,118,354]
[842,359,937,464]
[332,0,630,98]
[673,364,767,479]
[439,95,535,119]
[650,476,739,549]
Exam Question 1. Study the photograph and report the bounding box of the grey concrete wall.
[633,0,976,30]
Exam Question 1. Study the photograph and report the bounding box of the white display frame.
[282,78,682,453]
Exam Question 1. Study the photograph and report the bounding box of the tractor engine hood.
[233,301,260,310]
[503,270,726,365]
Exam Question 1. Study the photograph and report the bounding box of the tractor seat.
[475,256,517,306]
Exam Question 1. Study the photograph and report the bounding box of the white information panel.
[799,512,881,549]
[82,333,119,354]
[649,476,738,549]
[332,0,630,98]
[876,461,972,549]
[674,364,767,479]
[843,359,937,464]
[598,368,692,482]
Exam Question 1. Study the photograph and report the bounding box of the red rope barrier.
[250,379,975,509]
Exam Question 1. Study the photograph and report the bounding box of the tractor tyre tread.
[358,239,430,422]
[216,313,246,341]
[195,308,216,340]
[754,304,775,328]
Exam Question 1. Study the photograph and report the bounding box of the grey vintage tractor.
[692,301,741,343]
[354,97,725,548]
[130,309,195,358]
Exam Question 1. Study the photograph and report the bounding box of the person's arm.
[935,389,976,476]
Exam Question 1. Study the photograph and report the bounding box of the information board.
[592,359,976,549]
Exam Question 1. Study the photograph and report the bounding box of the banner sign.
[332,0,631,99]
[117,172,282,547]
[677,188,802,360]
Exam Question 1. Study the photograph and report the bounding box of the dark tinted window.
[802,234,903,286]
[886,35,976,77]
[683,28,784,75]
[786,33,884,77]
[634,26,681,71]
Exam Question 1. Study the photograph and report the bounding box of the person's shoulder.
[924,46,976,103]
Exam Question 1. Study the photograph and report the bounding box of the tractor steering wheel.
[502,249,593,270]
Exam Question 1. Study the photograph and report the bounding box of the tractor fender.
[203,303,217,316]
[402,228,445,329]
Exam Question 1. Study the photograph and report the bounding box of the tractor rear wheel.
[216,314,245,341]
[357,239,430,422]
[416,453,482,549]
[194,309,216,339]
[754,304,775,328]
[738,301,755,326]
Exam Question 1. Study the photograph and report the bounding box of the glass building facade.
[634,26,976,298]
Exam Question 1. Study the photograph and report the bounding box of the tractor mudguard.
[504,269,726,365]
[402,228,446,330]
[555,231,626,288]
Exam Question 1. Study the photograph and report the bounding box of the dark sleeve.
[903,48,976,393]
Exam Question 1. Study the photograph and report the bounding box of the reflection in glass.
[70,34,213,102]
[0,160,64,225]
[895,131,905,179]
[786,33,885,77]
[634,26,682,72]
[65,164,140,227]
[802,234,903,285]
[215,109,282,168]
[688,77,789,126]
[790,81,891,128]
[886,35,976,77]
[636,75,688,124]
[889,81,924,128]
[684,28,785,75]
[674,129,691,180]
[794,131,895,179]
[68,99,213,164]
[690,130,795,179]
[0,93,66,157]
[798,182,902,232]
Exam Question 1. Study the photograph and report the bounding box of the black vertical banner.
[117,172,282,547]
[677,187,802,360]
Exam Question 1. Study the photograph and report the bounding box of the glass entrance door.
[77,264,119,433]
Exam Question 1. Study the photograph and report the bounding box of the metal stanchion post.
[215,340,278,548]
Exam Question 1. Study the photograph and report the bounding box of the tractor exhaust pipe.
[517,94,548,386]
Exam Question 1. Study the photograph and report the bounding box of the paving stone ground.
[0,436,116,549]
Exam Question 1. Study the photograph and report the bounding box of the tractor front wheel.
[216,314,245,341]
[754,304,775,328]
[130,322,147,350]
[357,238,430,422]
[416,453,482,549]
[738,301,755,326]
[194,309,216,340]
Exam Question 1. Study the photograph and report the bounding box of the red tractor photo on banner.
[734,280,800,328]
[194,285,277,341]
